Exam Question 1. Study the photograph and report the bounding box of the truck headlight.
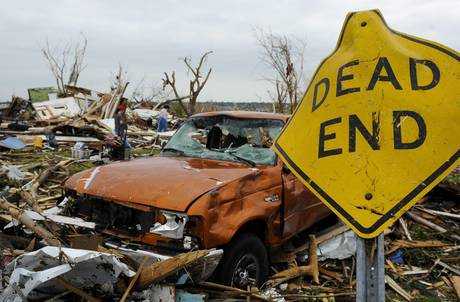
[150,210,189,239]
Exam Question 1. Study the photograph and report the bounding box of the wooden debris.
[137,249,209,288]
[318,266,344,282]
[417,207,460,220]
[434,259,460,275]
[426,280,446,289]
[386,239,450,255]
[399,218,412,241]
[42,291,71,302]
[268,235,319,286]
[30,159,75,197]
[407,211,460,241]
[281,292,355,300]
[286,224,349,258]
[199,281,268,301]
[55,277,101,302]
[444,245,460,253]
[0,86,458,302]
[0,197,61,246]
[400,268,429,275]
[316,225,350,244]
[120,256,149,302]
[407,211,447,232]
[385,274,412,301]
[450,276,460,300]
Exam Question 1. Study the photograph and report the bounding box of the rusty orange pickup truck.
[64,111,332,287]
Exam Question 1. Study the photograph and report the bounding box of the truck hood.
[65,156,260,212]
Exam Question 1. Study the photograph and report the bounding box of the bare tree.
[255,28,306,113]
[162,51,213,116]
[267,80,288,113]
[110,63,129,95]
[131,77,167,104]
[41,35,87,95]
[161,71,189,115]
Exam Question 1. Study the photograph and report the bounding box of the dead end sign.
[273,9,459,238]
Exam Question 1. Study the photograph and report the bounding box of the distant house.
[0,99,11,111]
[27,87,59,102]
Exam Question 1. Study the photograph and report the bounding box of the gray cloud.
[0,0,458,101]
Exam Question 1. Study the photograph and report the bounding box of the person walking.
[157,105,169,132]
[115,100,128,141]
[113,99,129,159]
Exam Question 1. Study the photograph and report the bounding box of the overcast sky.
[0,0,458,102]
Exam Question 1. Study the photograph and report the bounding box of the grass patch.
[132,147,161,157]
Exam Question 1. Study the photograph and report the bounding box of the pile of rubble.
[0,85,180,159]
[259,177,459,301]
[0,86,458,300]
[0,139,458,301]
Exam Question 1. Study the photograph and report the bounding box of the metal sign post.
[356,234,385,301]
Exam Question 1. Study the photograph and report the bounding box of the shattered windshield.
[162,116,284,166]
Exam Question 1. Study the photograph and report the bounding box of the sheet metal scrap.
[0,246,135,302]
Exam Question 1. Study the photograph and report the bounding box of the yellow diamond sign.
[274,10,459,238]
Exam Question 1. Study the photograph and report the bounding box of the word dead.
[312,57,440,112]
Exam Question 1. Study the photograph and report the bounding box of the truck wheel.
[218,233,269,288]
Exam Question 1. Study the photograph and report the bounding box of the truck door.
[281,166,327,239]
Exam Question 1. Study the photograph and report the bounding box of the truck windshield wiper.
[226,151,256,167]
[210,148,257,167]
[162,147,186,156]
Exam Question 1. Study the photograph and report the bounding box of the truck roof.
[191,110,290,121]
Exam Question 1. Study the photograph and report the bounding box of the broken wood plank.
[137,249,209,288]
[450,276,460,300]
[400,269,429,275]
[399,218,412,241]
[43,290,71,302]
[55,277,101,302]
[199,281,268,301]
[119,256,149,302]
[30,159,75,197]
[281,292,355,299]
[268,235,319,286]
[385,259,399,274]
[318,266,344,282]
[286,225,349,258]
[386,239,449,255]
[385,274,412,301]
[0,197,61,246]
[434,259,460,275]
[316,225,350,244]
[36,194,62,203]
[426,280,446,289]
[417,207,460,220]
[407,211,447,233]
[444,246,460,253]
[407,211,460,241]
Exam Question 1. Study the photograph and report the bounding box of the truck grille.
[72,195,156,236]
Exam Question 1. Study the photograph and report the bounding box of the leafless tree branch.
[162,51,213,116]
[254,27,307,113]
[41,35,87,95]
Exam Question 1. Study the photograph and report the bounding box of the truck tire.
[218,233,269,288]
